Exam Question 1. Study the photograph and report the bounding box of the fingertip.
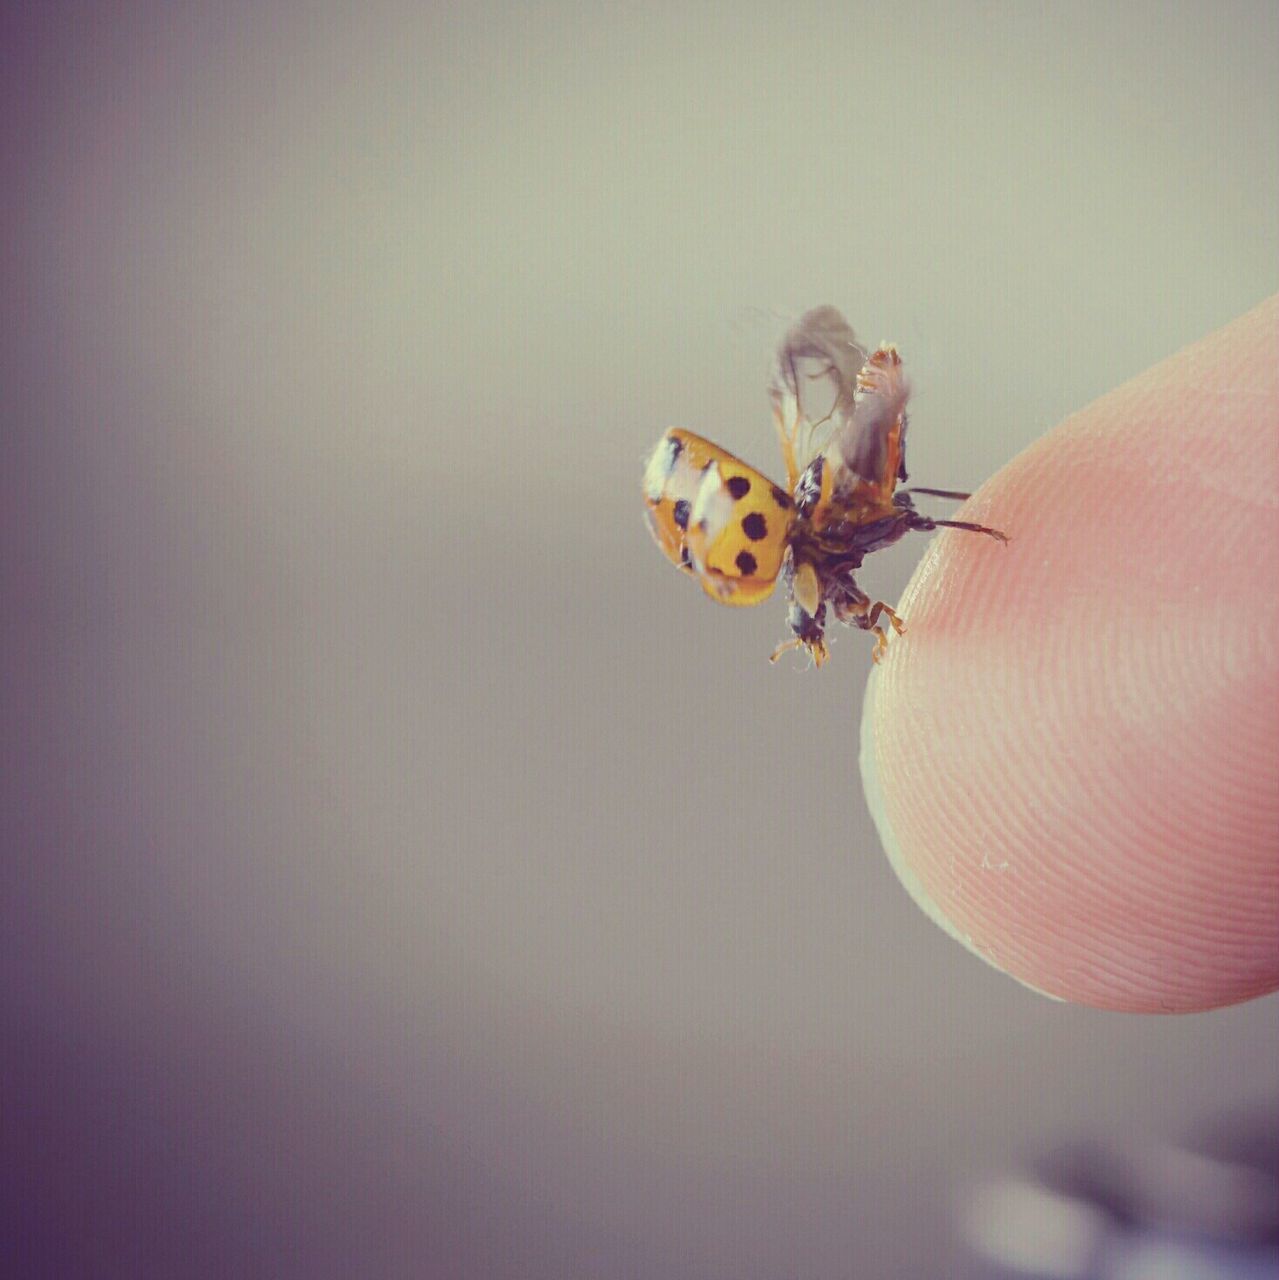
[860,669,1069,1000]
[859,670,963,950]
[861,298,1279,1012]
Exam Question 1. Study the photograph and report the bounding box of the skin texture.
[861,295,1279,1012]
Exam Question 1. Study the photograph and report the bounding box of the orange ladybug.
[643,307,1007,665]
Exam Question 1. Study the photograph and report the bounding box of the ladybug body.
[643,307,1007,665]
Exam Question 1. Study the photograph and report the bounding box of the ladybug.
[643,306,1007,665]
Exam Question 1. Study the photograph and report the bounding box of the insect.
[643,307,1007,666]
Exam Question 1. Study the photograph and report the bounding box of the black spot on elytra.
[679,545,692,568]
[669,435,683,460]
[735,550,757,575]
[672,499,690,529]
[726,475,751,500]
[742,512,768,541]
[771,485,792,509]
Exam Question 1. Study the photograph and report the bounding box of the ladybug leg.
[769,636,803,663]
[769,636,829,667]
[865,600,906,636]
[899,486,971,501]
[835,593,906,634]
[905,511,1009,543]
[862,601,906,662]
[933,518,1008,543]
[830,582,869,623]
[875,627,898,663]
[833,591,906,661]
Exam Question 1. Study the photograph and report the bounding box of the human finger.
[860,295,1279,1012]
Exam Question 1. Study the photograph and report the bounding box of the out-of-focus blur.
[3,3,1277,1276]
[961,1108,1279,1279]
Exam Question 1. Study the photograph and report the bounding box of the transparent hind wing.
[767,306,865,491]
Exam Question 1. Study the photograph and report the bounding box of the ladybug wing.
[827,343,912,501]
[767,306,866,489]
[768,306,865,424]
[643,430,794,607]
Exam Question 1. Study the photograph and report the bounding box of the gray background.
[5,2,1277,1275]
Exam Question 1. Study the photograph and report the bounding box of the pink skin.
[861,296,1279,1012]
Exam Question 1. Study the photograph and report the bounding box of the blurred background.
[3,2,1277,1276]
